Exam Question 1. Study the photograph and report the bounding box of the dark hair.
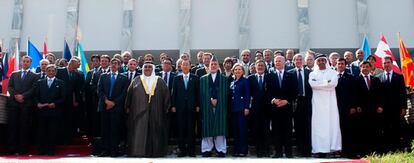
[337,58,346,63]
[360,61,372,67]
[255,50,263,55]
[383,56,393,62]
[163,57,173,63]
[91,54,100,61]
[367,55,376,62]
[101,55,111,61]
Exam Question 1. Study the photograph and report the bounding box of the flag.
[27,40,43,71]
[77,42,89,78]
[2,41,20,94]
[63,40,72,61]
[373,33,401,73]
[398,35,414,88]
[361,35,371,60]
[43,38,47,58]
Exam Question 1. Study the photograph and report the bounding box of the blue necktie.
[109,73,116,97]
[298,69,304,96]
[386,72,391,84]
[278,71,283,88]
[184,76,189,89]
[47,79,53,88]
[258,75,263,90]
[164,72,169,85]
[21,71,27,80]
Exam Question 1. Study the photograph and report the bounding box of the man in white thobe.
[308,54,342,156]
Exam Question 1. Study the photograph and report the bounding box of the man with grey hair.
[329,52,340,70]
[263,49,274,72]
[344,51,360,76]
[288,54,313,157]
[121,51,132,72]
[38,59,50,79]
[240,49,251,76]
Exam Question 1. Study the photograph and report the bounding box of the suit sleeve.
[21,74,39,98]
[97,74,106,100]
[171,76,178,107]
[113,77,128,107]
[8,73,16,97]
[243,79,251,109]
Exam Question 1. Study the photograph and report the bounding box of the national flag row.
[361,33,414,89]
[0,39,89,94]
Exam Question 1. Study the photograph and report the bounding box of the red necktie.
[365,75,371,89]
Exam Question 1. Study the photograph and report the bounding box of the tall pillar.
[8,0,24,59]
[121,0,134,53]
[64,0,80,57]
[297,0,310,53]
[179,0,192,56]
[238,0,250,56]
[356,0,369,43]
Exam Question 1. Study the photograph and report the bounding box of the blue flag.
[64,40,72,61]
[77,42,90,78]
[27,40,43,71]
[361,35,371,60]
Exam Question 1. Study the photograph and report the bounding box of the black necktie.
[298,69,304,96]
[129,72,133,81]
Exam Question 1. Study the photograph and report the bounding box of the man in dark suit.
[84,54,101,137]
[355,61,383,155]
[37,59,50,79]
[191,51,204,74]
[288,54,313,157]
[171,59,199,157]
[7,56,40,154]
[156,57,176,142]
[157,57,175,91]
[344,51,360,76]
[122,58,140,83]
[56,58,85,144]
[248,60,271,157]
[195,53,212,78]
[97,58,129,157]
[379,56,407,152]
[335,58,359,157]
[265,56,298,158]
[263,49,274,74]
[34,64,66,155]
[85,55,112,139]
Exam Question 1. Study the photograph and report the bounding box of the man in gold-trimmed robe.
[125,61,170,157]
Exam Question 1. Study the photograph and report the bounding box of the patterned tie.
[298,69,304,96]
[109,73,116,97]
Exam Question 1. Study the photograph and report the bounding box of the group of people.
[1,48,411,158]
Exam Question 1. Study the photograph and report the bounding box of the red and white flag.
[374,33,401,73]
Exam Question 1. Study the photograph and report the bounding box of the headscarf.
[140,61,158,103]
[313,54,331,72]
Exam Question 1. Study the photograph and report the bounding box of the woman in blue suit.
[230,63,251,157]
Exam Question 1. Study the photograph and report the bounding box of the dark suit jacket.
[248,74,269,115]
[379,72,407,116]
[97,73,129,113]
[157,71,176,91]
[34,78,66,116]
[345,64,360,77]
[56,67,85,105]
[191,64,203,74]
[122,70,141,83]
[8,70,39,108]
[335,72,357,116]
[355,74,382,114]
[171,73,199,112]
[230,77,250,112]
[288,68,312,100]
[196,67,208,78]
[265,71,298,110]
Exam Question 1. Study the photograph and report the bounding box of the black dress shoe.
[239,153,247,157]
[217,152,226,157]
[202,151,212,157]
[188,153,196,157]
[98,152,110,157]
[232,153,239,157]
[272,154,282,158]
[177,152,187,157]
